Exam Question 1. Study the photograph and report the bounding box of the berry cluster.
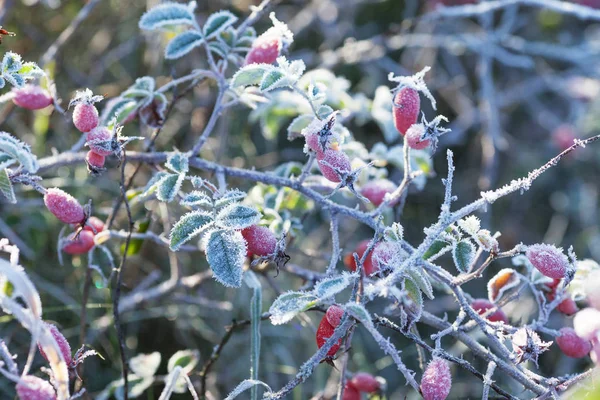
[69,89,108,174]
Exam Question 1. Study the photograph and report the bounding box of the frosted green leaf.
[205,229,246,287]
[169,210,213,251]
[269,291,318,325]
[0,132,39,173]
[167,349,199,373]
[215,203,260,229]
[316,105,334,120]
[130,352,161,378]
[165,152,189,174]
[423,240,449,260]
[458,216,481,236]
[313,272,356,299]
[225,380,272,400]
[127,76,155,93]
[231,64,271,87]
[214,189,247,208]
[345,303,373,329]
[156,173,185,202]
[139,2,196,30]
[453,240,475,273]
[259,69,285,92]
[0,169,16,204]
[203,10,238,39]
[180,191,212,208]
[165,31,204,60]
[287,114,313,140]
[2,52,22,73]
[403,278,423,323]
[408,267,434,300]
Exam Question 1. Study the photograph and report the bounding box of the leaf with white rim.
[204,229,246,288]
[170,210,213,251]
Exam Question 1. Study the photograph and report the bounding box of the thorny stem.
[112,150,134,400]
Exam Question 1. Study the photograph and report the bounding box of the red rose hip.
[61,230,95,255]
[393,87,420,135]
[420,357,452,400]
[556,327,592,358]
[44,188,85,224]
[241,225,277,257]
[12,85,53,110]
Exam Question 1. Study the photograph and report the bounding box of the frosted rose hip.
[317,149,351,183]
[406,123,430,150]
[344,240,377,276]
[245,35,281,65]
[350,372,381,393]
[44,188,85,224]
[316,305,344,357]
[16,375,57,400]
[557,297,578,316]
[73,103,99,133]
[241,225,277,257]
[372,241,404,272]
[12,85,53,110]
[325,304,344,326]
[86,126,113,156]
[420,357,451,400]
[86,150,105,169]
[393,87,420,135]
[360,179,396,206]
[80,216,105,234]
[38,322,72,365]
[556,327,592,358]
[471,298,508,324]
[62,230,95,255]
[525,244,569,279]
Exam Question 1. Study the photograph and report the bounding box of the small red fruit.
[86,150,105,169]
[317,149,351,183]
[344,240,376,276]
[420,357,452,400]
[245,35,281,65]
[471,298,508,324]
[38,322,72,365]
[393,87,420,135]
[241,225,277,257]
[73,103,99,133]
[316,305,343,357]
[12,85,53,110]
[406,123,430,150]
[86,126,113,156]
[556,327,592,358]
[371,241,402,272]
[82,216,105,234]
[44,188,85,224]
[526,244,570,279]
[360,179,396,206]
[62,230,95,255]
[557,297,578,316]
[325,304,344,326]
[16,376,57,400]
[350,372,381,393]
[342,382,361,400]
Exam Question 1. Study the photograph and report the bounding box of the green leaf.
[169,210,213,251]
[156,173,185,202]
[2,52,22,73]
[316,105,334,120]
[165,31,204,60]
[231,64,271,87]
[101,98,138,126]
[215,203,260,229]
[139,2,196,30]
[165,152,189,174]
[214,189,247,208]
[268,291,318,325]
[129,352,161,378]
[403,278,423,324]
[121,218,150,256]
[259,69,285,92]
[203,11,238,39]
[205,229,246,287]
[453,240,475,273]
[128,76,155,93]
[408,267,434,300]
[180,191,212,208]
[167,349,199,373]
[287,114,313,140]
[345,303,373,329]
[313,272,355,299]
[0,132,39,173]
[423,240,449,260]
[0,169,16,204]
